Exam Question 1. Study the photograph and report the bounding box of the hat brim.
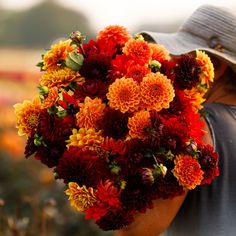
[141,31,236,72]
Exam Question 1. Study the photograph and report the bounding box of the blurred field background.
[0,0,235,235]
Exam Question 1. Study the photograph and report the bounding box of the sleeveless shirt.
[161,102,236,236]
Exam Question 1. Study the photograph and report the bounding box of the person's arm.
[115,191,187,236]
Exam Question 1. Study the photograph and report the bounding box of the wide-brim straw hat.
[141,4,236,72]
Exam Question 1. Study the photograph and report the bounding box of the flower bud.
[149,60,162,72]
[65,51,84,71]
[38,85,49,95]
[70,31,85,45]
[140,168,154,185]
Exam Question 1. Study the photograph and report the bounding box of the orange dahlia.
[123,39,152,64]
[65,182,97,212]
[149,43,170,62]
[172,154,204,190]
[40,68,83,88]
[196,50,214,88]
[43,39,75,71]
[14,96,42,137]
[107,77,140,113]
[76,97,106,129]
[140,72,175,111]
[97,25,131,47]
[128,110,151,139]
[41,86,58,109]
[66,128,104,150]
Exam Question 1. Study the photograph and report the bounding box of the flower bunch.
[14,25,219,230]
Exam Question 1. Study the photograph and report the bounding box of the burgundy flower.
[98,108,129,140]
[80,53,112,80]
[57,147,110,187]
[96,209,135,231]
[25,135,37,158]
[152,171,184,199]
[38,110,76,143]
[198,143,219,184]
[174,54,200,90]
[35,141,66,167]
[74,79,109,101]
[120,175,154,213]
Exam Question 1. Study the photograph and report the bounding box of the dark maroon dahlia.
[174,54,200,90]
[96,209,135,231]
[74,79,109,101]
[25,135,38,158]
[79,53,112,80]
[120,175,154,213]
[152,171,184,199]
[98,108,129,140]
[56,147,110,187]
[198,143,219,184]
[34,141,66,168]
[38,110,76,143]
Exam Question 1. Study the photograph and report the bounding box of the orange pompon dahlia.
[14,96,42,137]
[123,39,152,64]
[66,128,104,150]
[97,25,131,47]
[107,77,140,113]
[184,88,205,112]
[149,43,170,62]
[128,110,151,139]
[196,50,214,88]
[140,72,175,111]
[43,39,75,71]
[76,97,106,129]
[65,182,97,212]
[172,154,204,190]
[41,86,58,109]
[40,68,83,88]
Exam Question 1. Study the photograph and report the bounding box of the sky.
[1,0,236,32]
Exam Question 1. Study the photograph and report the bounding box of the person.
[115,4,236,236]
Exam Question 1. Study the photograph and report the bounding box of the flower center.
[119,88,131,101]
[27,113,39,127]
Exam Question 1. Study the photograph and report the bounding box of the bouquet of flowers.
[14,25,219,230]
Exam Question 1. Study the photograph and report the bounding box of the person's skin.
[115,57,236,236]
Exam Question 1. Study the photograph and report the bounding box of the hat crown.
[180,5,236,54]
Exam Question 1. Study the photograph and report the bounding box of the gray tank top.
[161,103,236,236]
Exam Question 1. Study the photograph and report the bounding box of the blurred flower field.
[0,48,113,236]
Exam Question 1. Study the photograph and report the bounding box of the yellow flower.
[40,68,83,88]
[14,96,42,137]
[196,50,214,88]
[76,97,106,129]
[65,182,97,212]
[140,72,175,111]
[184,88,205,112]
[43,39,75,71]
[107,77,140,113]
[66,128,104,150]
